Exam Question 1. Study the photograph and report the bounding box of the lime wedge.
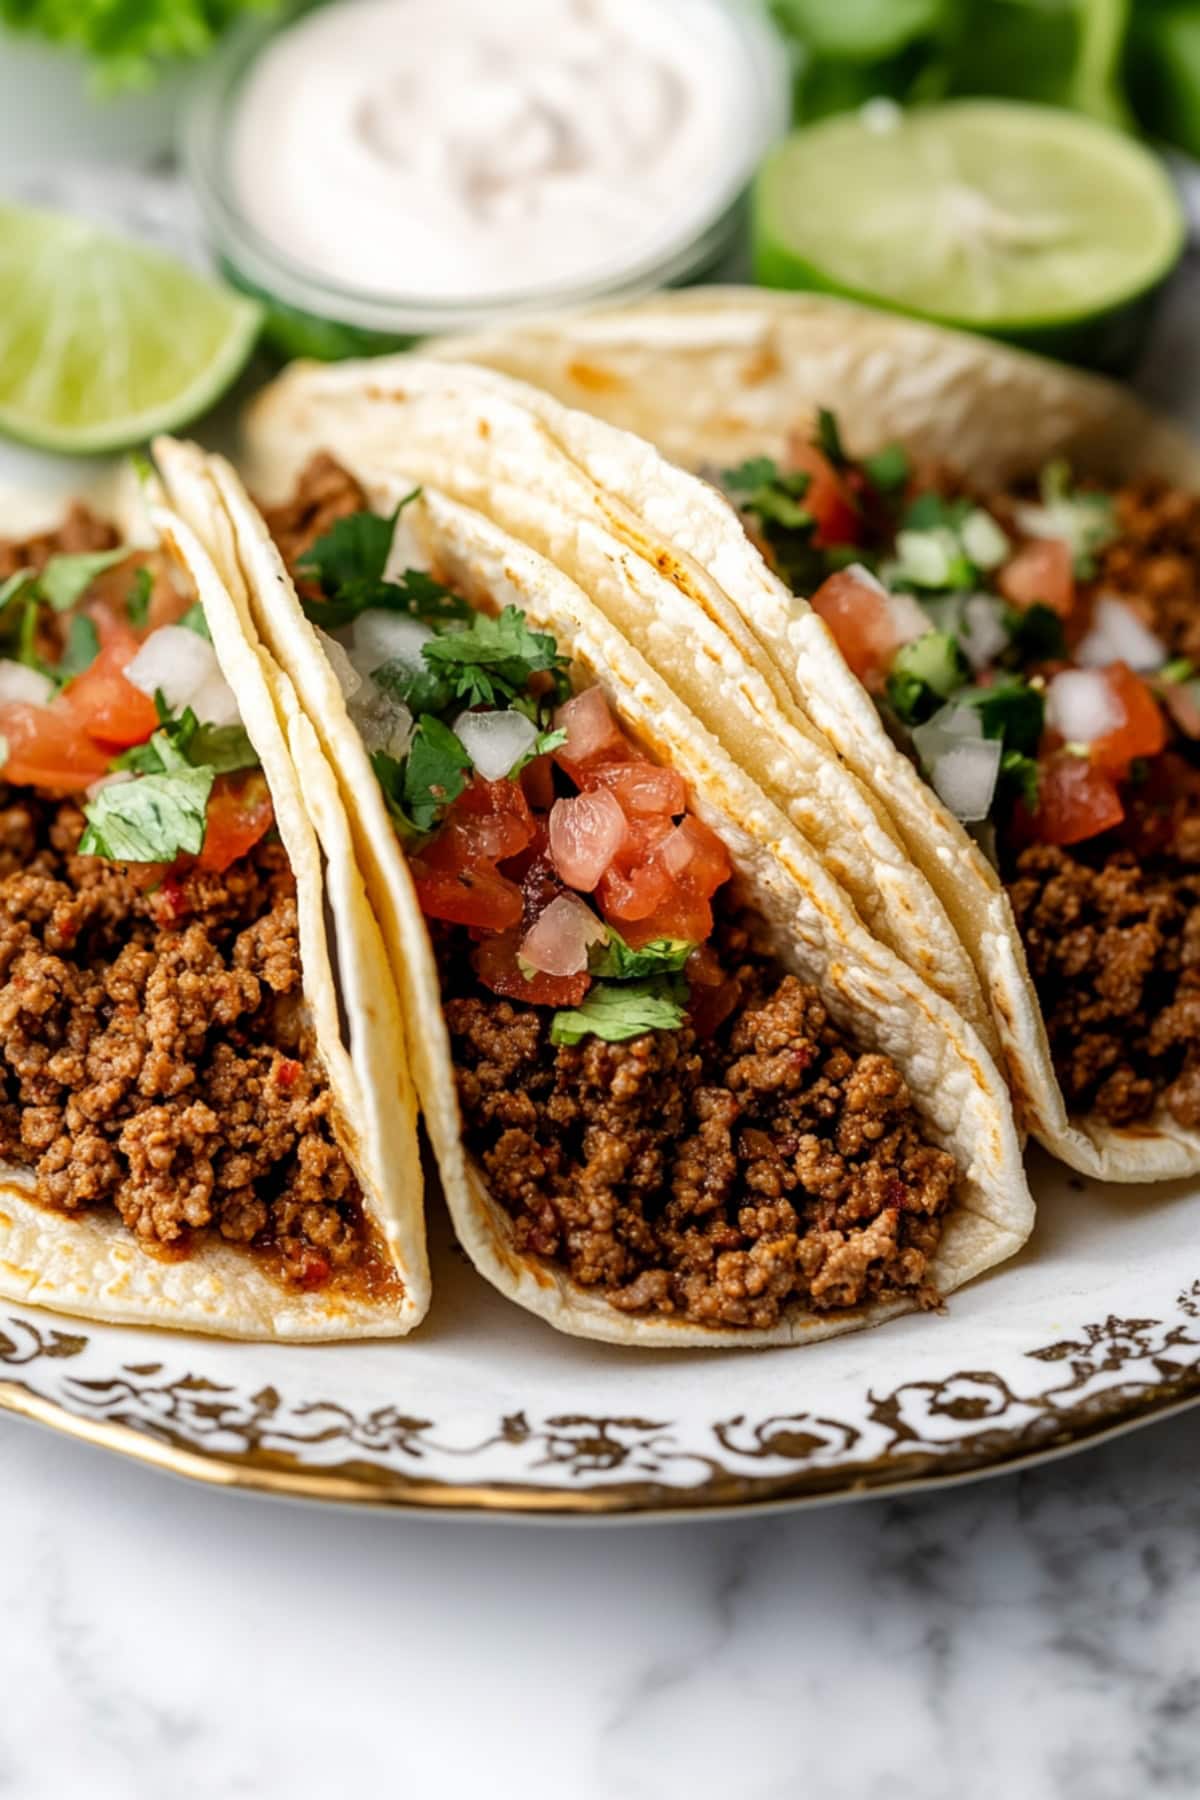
[0,205,262,453]
[753,101,1185,369]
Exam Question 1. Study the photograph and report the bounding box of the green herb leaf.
[550,976,687,1047]
[814,407,847,468]
[959,679,1045,757]
[862,443,910,495]
[1005,602,1067,664]
[113,708,257,778]
[56,614,101,684]
[1160,656,1195,684]
[125,566,153,629]
[401,716,472,831]
[722,456,815,531]
[511,725,567,778]
[998,748,1040,812]
[589,927,694,981]
[885,630,968,724]
[420,606,570,709]
[370,750,425,841]
[902,493,972,534]
[298,502,402,595]
[0,568,35,614]
[371,656,457,718]
[79,761,214,863]
[179,601,211,640]
[37,548,127,613]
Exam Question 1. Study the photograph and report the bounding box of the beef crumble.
[0,790,389,1295]
[440,910,956,1328]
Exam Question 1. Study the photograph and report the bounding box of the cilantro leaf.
[550,976,687,1047]
[56,614,101,683]
[0,568,35,614]
[885,631,968,725]
[371,655,457,718]
[370,751,425,841]
[1004,602,1066,665]
[37,548,127,613]
[902,492,971,533]
[125,566,152,629]
[723,456,814,531]
[863,444,910,495]
[959,679,1045,758]
[589,927,694,981]
[511,725,567,777]
[79,761,213,863]
[179,601,211,640]
[814,407,847,468]
[113,709,257,778]
[420,606,570,709]
[298,503,402,595]
[998,748,1040,813]
[400,716,471,831]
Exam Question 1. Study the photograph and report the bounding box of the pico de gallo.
[723,415,1200,1132]
[263,454,966,1330]
[0,503,394,1298]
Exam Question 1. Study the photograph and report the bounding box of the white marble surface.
[2,1407,1199,1799]
[2,46,1200,1800]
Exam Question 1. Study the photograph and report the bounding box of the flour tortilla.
[0,477,429,1339]
[160,437,1033,1347]
[262,295,1200,1182]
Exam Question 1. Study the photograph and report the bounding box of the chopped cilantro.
[959,680,1045,758]
[296,497,473,631]
[511,725,567,777]
[37,548,127,613]
[399,716,471,831]
[1159,657,1194,684]
[589,927,693,981]
[814,407,847,469]
[999,749,1040,812]
[125,566,153,629]
[862,443,909,495]
[885,631,968,724]
[0,568,35,613]
[17,596,44,675]
[113,707,257,777]
[371,656,457,718]
[550,976,687,1047]
[420,606,570,709]
[1004,602,1066,664]
[56,614,101,684]
[79,752,213,863]
[722,456,814,532]
[902,493,971,533]
[179,601,211,640]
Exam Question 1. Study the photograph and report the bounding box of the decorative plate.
[4,1151,1199,1515]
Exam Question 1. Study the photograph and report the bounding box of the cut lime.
[0,205,262,454]
[753,101,1186,370]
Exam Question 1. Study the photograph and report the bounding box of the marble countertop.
[3,1405,1199,1799]
[2,48,1200,1800]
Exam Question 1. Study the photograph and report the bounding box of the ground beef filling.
[996,480,1200,1130]
[440,913,956,1329]
[0,790,384,1294]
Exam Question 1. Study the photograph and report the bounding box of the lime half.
[753,101,1186,370]
[0,205,262,453]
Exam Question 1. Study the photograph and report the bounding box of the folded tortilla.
[157,435,1033,1347]
[0,479,428,1339]
[254,300,1200,1183]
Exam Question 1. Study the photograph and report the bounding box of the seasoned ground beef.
[440,910,956,1328]
[0,790,384,1294]
[262,454,369,608]
[1095,480,1200,666]
[1008,816,1200,1130]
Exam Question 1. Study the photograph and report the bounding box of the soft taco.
[0,473,427,1338]
[155,434,1032,1347]
[257,300,1200,1182]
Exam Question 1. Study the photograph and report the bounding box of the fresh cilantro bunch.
[0,0,282,91]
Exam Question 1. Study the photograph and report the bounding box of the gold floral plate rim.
[3,1277,1199,1518]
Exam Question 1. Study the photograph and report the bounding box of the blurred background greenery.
[0,0,1197,162]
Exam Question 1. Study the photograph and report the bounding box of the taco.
[0,473,427,1338]
[258,300,1200,1182]
[155,435,1032,1347]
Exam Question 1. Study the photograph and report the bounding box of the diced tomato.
[787,440,860,547]
[810,569,908,687]
[413,855,524,931]
[63,638,158,749]
[553,686,632,782]
[584,761,686,817]
[621,882,715,949]
[1088,663,1167,775]
[997,538,1075,617]
[452,775,536,863]
[0,701,112,792]
[685,943,742,1039]
[658,815,732,897]
[1028,754,1125,846]
[196,772,275,873]
[594,816,675,922]
[473,927,591,1007]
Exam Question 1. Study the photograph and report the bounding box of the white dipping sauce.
[229,0,764,301]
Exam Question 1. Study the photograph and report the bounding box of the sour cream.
[226,0,784,305]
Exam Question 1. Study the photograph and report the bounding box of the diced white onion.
[548,790,628,891]
[878,581,934,647]
[1075,594,1166,673]
[959,594,1011,671]
[350,612,434,678]
[125,624,219,711]
[319,630,363,702]
[519,894,607,978]
[554,685,623,764]
[349,679,413,759]
[0,658,54,708]
[895,527,958,588]
[1045,668,1125,744]
[930,737,1002,822]
[453,708,538,781]
[961,509,1011,571]
[187,670,241,728]
[912,702,983,773]
[85,769,134,802]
